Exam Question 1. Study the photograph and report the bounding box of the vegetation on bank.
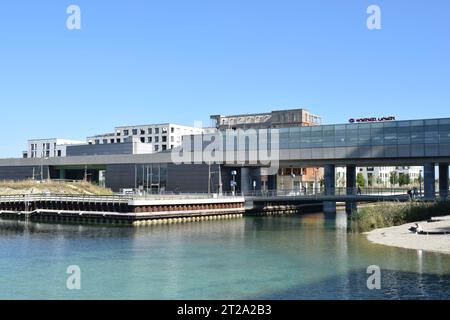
[0,180,113,196]
[350,201,450,233]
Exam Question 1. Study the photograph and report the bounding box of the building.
[211,108,322,130]
[211,108,324,191]
[87,123,204,153]
[336,166,422,188]
[1,114,449,202]
[25,138,86,159]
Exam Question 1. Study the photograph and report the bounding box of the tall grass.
[350,201,450,233]
[0,179,113,195]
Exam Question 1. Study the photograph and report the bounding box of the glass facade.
[273,119,450,149]
[135,164,168,192]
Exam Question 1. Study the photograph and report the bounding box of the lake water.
[1,212,449,300]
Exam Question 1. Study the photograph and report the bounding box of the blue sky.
[0,0,449,157]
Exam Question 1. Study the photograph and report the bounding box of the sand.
[366,216,450,254]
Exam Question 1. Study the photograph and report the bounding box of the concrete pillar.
[424,163,436,200]
[439,163,449,200]
[346,165,357,214]
[59,169,66,180]
[324,164,336,213]
[251,168,262,192]
[240,167,252,195]
[268,174,277,191]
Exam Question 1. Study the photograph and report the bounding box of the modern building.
[1,113,449,203]
[25,138,86,159]
[211,108,324,191]
[87,123,204,153]
[336,166,422,188]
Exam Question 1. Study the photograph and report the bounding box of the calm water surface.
[0,212,449,300]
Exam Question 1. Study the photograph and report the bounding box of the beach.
[367,216,450,254]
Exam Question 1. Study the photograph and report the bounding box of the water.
[0,212,449,300]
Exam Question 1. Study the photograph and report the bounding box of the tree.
[399,173,411,186]
[356,173,366,187]
[390,172,398,186]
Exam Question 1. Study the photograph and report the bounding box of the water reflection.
[0,214,449,300]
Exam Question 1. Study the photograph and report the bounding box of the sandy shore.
[366,216,450,254]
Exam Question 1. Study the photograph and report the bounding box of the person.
[408,223,423,234]
[407,189,413,199]
[413,187,418,199]
[357,186,362,195]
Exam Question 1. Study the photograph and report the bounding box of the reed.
[350,201,450,233]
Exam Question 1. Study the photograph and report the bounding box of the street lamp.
[419,169,423,198]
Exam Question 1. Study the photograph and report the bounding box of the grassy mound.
[0,180,114,196]
[350,201,450,233]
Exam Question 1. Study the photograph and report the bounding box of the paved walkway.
[366,216,450,254]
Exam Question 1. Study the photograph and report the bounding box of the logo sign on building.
[349,116,396,124]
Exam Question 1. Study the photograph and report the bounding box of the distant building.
[25,138,86,158]
[87,123,204,152]
[336,166,422,187]
[211,108,322,130]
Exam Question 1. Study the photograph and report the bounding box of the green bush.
[350,201,450,233]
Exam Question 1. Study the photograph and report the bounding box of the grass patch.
[0,179,113,196]
[350,201,450,233]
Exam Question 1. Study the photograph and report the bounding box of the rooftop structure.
[210,108,322,130]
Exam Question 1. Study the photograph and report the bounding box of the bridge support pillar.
[268,174,277,191]
[346,165,357,214]
[424,163,436,200]
[439,163,449,201]
[240,168,252,195]
[252,168,262,192]
[324,164,336,213]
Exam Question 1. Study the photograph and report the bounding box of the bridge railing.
[244,187,414,198]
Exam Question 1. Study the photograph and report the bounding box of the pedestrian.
[357,186,362,195]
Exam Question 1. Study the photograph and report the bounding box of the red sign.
[349,116,396,124]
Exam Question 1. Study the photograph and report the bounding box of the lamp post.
[419,169,423,198]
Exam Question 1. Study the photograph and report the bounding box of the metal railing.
[243,187,415,198]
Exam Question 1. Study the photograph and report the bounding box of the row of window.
[122,127,174,136]
[93,136,176,145]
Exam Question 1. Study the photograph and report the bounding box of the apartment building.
[87,124,204,152]
[25,138,86,158]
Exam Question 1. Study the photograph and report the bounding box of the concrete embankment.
[0,194,246,226]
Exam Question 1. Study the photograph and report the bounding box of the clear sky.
[0,0,449,157]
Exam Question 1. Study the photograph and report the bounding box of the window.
[110,139,115,143]
[148,128,152,134]
[57,150,62,157]
[140,137,145,143]
[132,129,138,135]
[155,128,160,134]
[162,127,168,133]
[162,145,167,151]
[123,130,129,136]
[170,145,174,149]
[103,139,108,144]
[148,137,152,143]
[171,127,175,133]
[162,136,167,142]
[116,139,121,143]
[155,136,160,143]
[140,129,146,135]
[171,136,174,142]
[95,139,100,144]
[154,145,159,151]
